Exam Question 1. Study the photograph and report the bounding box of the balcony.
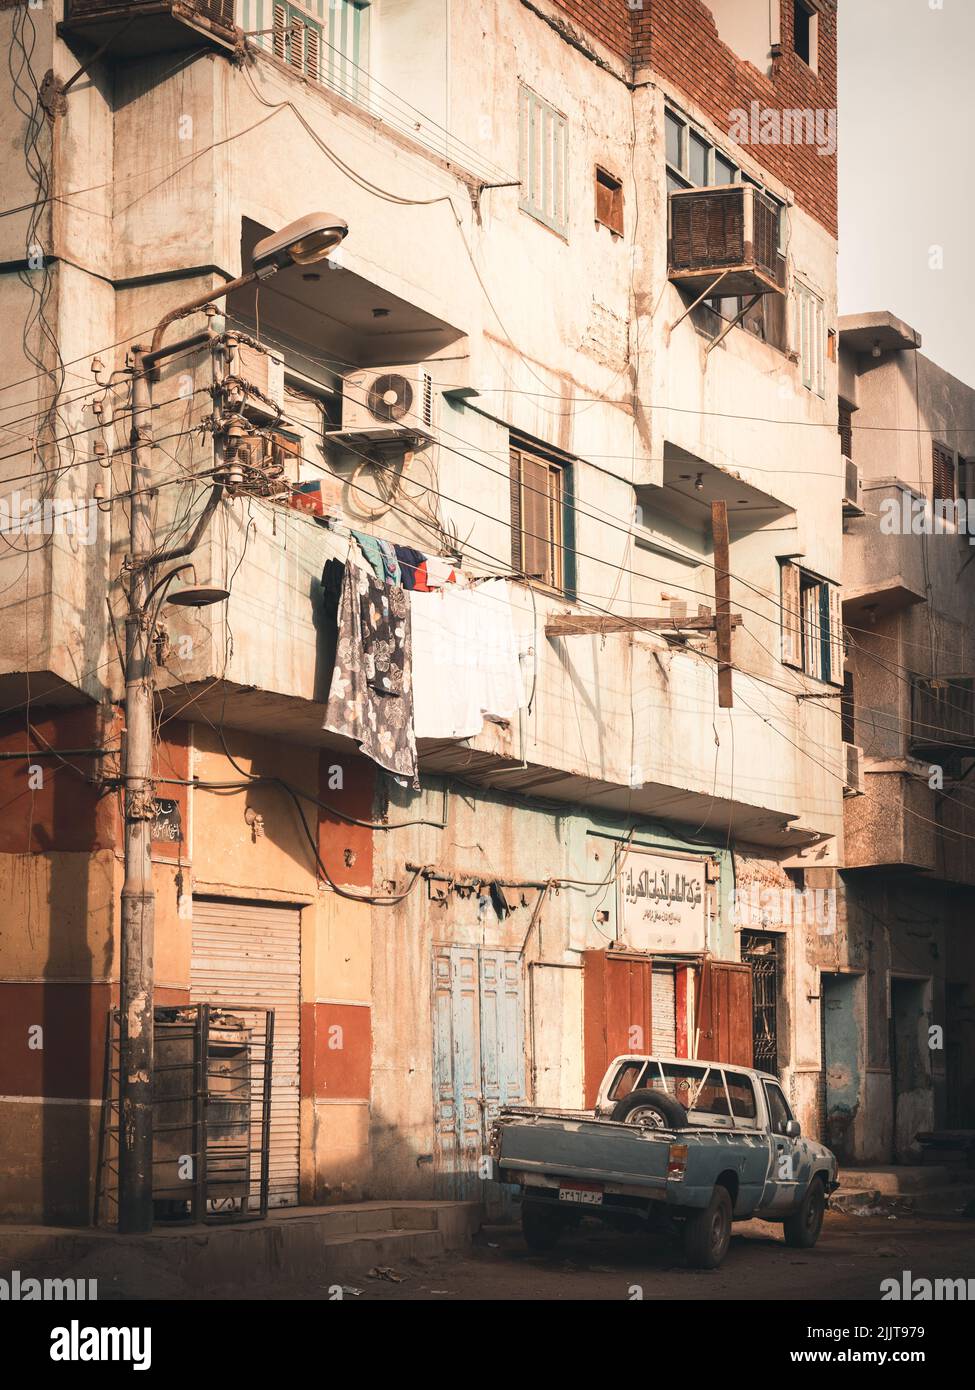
[60,0,238,57]
[668,184,785,299]
[844,762,975,883]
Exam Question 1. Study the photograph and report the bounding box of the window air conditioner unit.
[334,366,436,445]
[842,741,864,797]
[842,456,864,516]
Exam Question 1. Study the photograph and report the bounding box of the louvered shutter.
[827,582,844,686]
[289,12,304,71]
[521,453,553,586]
[780,561,802,668]
[933,442,955,502]
[272,3,287,60]
[838,405,853,459]
[510,449,523,573]
[305,24,320,81]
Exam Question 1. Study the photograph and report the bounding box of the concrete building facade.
[0,0,850,1223]
[836,312,975,1163]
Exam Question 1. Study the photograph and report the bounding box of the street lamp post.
[116,214,348,1233]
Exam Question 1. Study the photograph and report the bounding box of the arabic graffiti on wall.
[618,848,707,953]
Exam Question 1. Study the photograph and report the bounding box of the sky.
[838,0,974,386]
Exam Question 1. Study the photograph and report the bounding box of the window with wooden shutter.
[595,166,624,237]
[780,561,802,668]
[933,442,956,503]
[510,443,565,592]
[267,1,365,90]
[838,404,853,459]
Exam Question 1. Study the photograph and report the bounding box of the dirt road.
[348,1210,975,1302]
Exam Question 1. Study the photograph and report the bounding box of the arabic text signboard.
[618,848,707,954]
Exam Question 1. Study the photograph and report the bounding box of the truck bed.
[496,1109,772,1206]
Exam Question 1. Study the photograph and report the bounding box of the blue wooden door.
[433,946,525,1202]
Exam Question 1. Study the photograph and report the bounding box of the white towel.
[411,580,526,739]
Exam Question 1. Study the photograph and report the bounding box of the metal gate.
[432,946,525,1201]
[741,932,779,1074]
[651,966,677,1056]
[191,898,301,1207]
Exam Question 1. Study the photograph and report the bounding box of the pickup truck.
[490,1054,839,1268]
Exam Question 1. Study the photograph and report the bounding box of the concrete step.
[0,1200,482,1297]
[836,1165,967,1195]
[832,1183,975,1218]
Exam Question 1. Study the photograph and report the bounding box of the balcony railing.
[60,0,238,56]
[668,184,785,298]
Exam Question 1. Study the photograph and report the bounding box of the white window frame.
[519,83,569,238]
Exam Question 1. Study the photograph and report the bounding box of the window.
[664,105,786,247]
[838,403,853,459]
[270,0,369,97]
[666,104,787,343]
[933,442,956,504]
[795,281,826,396]
[519,85,568,237]
[841,670,856,746]
[510,442,568,592]
[763,1081,793,1135]
[608,1060,647,1102]
[595,166,624,237]
[273,2,322,81]
[780,561,843,684]
[724,1072,758,1121]
[793,0,818,72]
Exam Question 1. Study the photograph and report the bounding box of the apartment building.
[0,0,845,1223]
[835,313,975,1162]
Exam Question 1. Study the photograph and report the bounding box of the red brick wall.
[546,0,634,62]
[632,0,837,235]
[544,0,837,237]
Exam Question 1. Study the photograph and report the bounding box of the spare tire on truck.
[610,1088,688,1128]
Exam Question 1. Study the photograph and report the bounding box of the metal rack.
[97,1002,274,1226]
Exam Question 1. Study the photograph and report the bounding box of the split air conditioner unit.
[332,365,436,446]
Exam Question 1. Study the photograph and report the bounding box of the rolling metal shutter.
[651,966,677,1057]
[191,898,301,1207]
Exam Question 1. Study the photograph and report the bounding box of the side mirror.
[784,1119,801,1139]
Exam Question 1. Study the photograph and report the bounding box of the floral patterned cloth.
[323,560,418,787]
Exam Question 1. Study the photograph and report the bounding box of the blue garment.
[376,539,402,585]
[394,545,426,591]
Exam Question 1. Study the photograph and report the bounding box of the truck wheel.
[521,1201,566,1253]
[682,1186,733,1269]
[783,1177,826,1249]
[611,1088,688,1129]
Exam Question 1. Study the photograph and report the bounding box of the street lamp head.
[251,213,349,278]
[166,584,230,608]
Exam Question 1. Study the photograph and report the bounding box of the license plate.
[559,1182,604,1206]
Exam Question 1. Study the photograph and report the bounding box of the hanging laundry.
[323,561,418,787]
[375,539,402,585]
[424,556,457,588]
[410,579,526,740]
[394,545,428,592]
[349,528,386,582]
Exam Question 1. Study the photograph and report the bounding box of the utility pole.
[117,349,157,1234]
[114,213,348,1232]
